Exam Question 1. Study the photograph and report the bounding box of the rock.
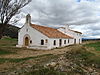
[88,67,94,72]
[46,62,57,68]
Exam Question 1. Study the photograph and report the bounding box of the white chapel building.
[16,14,82,50]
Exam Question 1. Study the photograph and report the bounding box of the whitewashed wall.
[17,23,76,50]
[48,38,74,49]
[58,27,82,44]
[17,23,50,49]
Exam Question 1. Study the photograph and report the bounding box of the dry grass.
[0,38,100,74]
[0,38,71,59]
[0,38,70,72]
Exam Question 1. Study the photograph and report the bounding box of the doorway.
[25,37,29,46]
[79,39,80,44]
[59,39,62,46]
[74,39,76,44]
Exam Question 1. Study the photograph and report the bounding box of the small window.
[54,40,56,45]
[30,40,32,44]
[26,29,28,32]
[45,39,48,43]
[68,39,69,43]
[41,39,44,45]
[64,40,66,44]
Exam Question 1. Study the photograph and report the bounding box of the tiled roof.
[30,24,73,38]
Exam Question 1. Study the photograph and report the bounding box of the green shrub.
[65,46,100,68]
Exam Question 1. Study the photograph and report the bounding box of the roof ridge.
[31,24,57,30]
[30,24,73,38]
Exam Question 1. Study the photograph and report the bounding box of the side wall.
[48,38,74,49]
[58,28,82,44]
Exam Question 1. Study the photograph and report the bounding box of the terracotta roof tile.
[30,24,73,38]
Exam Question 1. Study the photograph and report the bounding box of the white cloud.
[15,0,100,38]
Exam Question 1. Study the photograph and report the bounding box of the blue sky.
[76,0,81,2]
[76,0,95,2]
[13,0,100,38]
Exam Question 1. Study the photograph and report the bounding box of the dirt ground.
[0,46,72,59]
[0,46,74,73]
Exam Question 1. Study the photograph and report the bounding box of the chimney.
[64,24,69,32]
[26,14,31,25]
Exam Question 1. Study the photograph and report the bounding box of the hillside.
[0,38,100,75]
[3,25,20,38]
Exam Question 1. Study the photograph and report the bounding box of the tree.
[0,0,31,39]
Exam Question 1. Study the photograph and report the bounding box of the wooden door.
[59,39,62,46]
[25,37,29,46]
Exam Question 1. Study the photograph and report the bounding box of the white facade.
[16,14,82,50]
[58,26,82,44]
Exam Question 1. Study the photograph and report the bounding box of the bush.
[84,42,100,51]
[65,46,100,68]
[65,46,94,59]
